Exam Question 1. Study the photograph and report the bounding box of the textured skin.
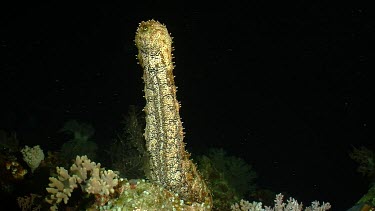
[135,20,212,208]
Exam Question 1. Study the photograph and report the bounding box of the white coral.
[231,193,331,211]
[45,155,119,211]
[231,199,265,211]
[21,145,44,173]
[86,169,119,195]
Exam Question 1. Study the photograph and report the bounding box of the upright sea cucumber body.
[135,20,212,208]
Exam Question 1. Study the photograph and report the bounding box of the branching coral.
[231,193,331,211]
[45,155,119,210]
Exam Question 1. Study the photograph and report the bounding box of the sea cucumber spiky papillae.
[135,20,212,209]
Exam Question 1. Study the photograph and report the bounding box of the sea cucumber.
[135,20,212,208]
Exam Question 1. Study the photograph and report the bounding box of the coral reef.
[135,19,212,209]
[0,19,341,211]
